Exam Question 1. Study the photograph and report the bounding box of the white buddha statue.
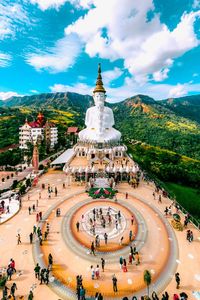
[78,64,121,143]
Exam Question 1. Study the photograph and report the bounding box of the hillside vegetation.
[112,95,200,160]
[165,182,200,221]
[128,142,200,188]
[1,93,200,160]
[160,94,200,124]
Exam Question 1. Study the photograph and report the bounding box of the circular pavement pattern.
[70,201,138,252]
[34,192,178,299]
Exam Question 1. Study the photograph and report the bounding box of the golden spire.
[93,63,106,93]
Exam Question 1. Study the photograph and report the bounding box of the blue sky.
[0,0,200,102]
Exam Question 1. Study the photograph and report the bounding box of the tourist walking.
[10,282,17,299]
[164,207,169,216]
[122,259,127,272]
[112,274,118,292]
[173,294,179,300]
[3,286,9,299]
[34,263,41,279]
[91,265,95,280]
[7,266,13,280]
[119,236,124,245]
[175,272,180,289]
[48,253,53,270]
[101,258,105,272]
[104,232,108,244]
[131,215,134,225]
[152,291,159,300]
[36,213,39,222]
[17,233,21,245]
[129,230,133,242]
[39,211,42,220]
[90,242,95,255]
[40,269,46,284]
[95,265,100,279]
[135,252,140,265]
[29,232,33,244]
[119,256,123,269]
[28,290,34,300]
[80,286,85,300]
[76,221,80,232]
[129,252,133,264]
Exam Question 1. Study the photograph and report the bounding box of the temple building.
[52,64,138,181]
[19,112,58,149]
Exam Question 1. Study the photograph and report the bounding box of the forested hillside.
[1,92,200,161]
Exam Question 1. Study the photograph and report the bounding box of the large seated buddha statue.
[78,64,121,144]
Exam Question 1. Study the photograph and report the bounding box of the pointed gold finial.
[93,63,106,93]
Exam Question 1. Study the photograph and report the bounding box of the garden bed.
[88,187,117,199]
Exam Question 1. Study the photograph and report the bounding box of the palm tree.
[143,269,152,297]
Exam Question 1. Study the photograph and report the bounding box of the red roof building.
[67,127,79,134]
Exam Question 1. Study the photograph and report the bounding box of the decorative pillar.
[32,143,39,173]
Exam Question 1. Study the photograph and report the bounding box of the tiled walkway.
[0,172,199,299]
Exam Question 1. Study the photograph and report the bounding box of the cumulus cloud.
[102,67,123,85]
[50,83,92,94]
[153,68,170,82]
[66,0,200,82]
[0,91,23,100]
[50,77,200,102]
[0,53,12,67]
[26,34,81,73]
[29,0,93,10]
[168,84,187,98]
[0,1,29,40]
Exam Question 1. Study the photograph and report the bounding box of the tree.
[25,178,31,187]
[143,270,151,297]
[19,184,26,194]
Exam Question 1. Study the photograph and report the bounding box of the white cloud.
[49,77,200,103]
[0,91,23,100]
[0,53,12,67]
[29,0,93,10]
[153,68,170,82]
[0,2,29,40]
[168,84,187,98]
[50,83,92,94]
[30,89,39,93]
[26,34,81,73]
[102,67,123,85]
[66,0,200,82]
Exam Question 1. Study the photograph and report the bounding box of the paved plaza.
[0,170,199,299]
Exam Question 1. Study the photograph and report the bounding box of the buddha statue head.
[93,92,106,109]
[93,63,106,109]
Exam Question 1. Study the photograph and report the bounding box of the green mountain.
[160,94,200,124]
[0,92,92,113]
[0,92,200,161]
[111,94,200,160]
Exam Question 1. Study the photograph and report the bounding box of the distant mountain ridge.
[0,92,92,113]
[160,94,200,124]
[0,92,200,160]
